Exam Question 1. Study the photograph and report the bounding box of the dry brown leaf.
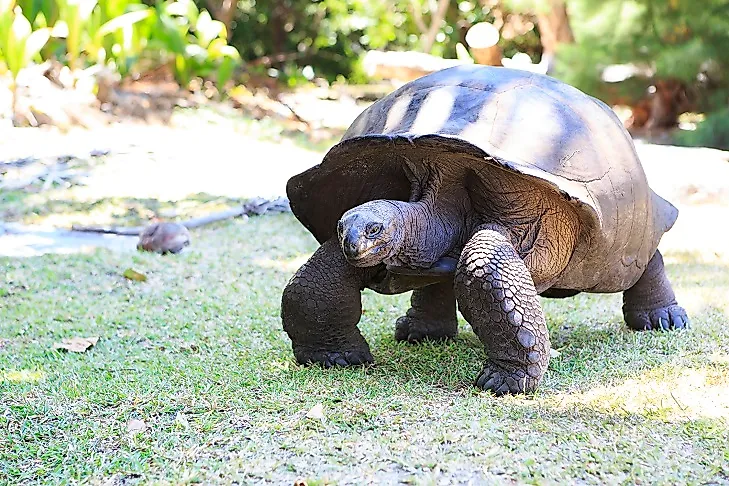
[52,336,99,353]
[127,418,147,434]
[305,403,325,421]
[122,268,147,281]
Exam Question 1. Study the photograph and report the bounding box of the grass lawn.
[1,213,728,484]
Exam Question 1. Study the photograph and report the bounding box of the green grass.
[1,215,728,484]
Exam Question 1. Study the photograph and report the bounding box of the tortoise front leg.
[454,225,551,395]
[281,239,374,367]
[395,282,458,343]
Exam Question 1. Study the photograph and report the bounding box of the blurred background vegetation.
[1,0,728,148]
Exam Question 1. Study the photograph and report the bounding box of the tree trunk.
[535,0,574,73]
[411,0,452,54]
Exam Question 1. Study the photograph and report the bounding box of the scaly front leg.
[281,238,374,367]
[454,224,551,395]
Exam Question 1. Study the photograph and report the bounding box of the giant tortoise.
[281,65,688,395]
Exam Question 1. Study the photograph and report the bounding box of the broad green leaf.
[10,5,31,39]
[184,42,205,58]
[23,26,49,62]
[0,0,14,15]
[194,10,222,48]
[207,37,239,59]
[205,38,240,87]
[70,0,97,22]
[165,0,197,24]
[157,10,187,55]
[174,53,190,85]
[216,55,236,87]
[51,19,68,37]
[96,8,152,38]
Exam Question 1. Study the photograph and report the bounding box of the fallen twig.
[70,197,291,235]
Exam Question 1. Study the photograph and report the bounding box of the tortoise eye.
[366,223,383,238]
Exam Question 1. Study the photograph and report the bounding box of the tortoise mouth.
[344,244,389,266]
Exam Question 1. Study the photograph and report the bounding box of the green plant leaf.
[1,0,15,14]
[165,0,197,24]
[216,54,236,86]
[207,37,239,59]
[73,0,97,22]
[51,19,68,37]
[6,6,31,76]
[194,10,222,48]
[10,5,31,39]
[156,8,187,55]
[96,8,152,39]
[23,26,49,62]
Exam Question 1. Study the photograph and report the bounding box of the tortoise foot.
[475,362,538,395]
[293,346,374,368]
[624,304,690,331]
[394,315,457,343]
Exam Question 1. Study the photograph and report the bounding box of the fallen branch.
[70,197,291,235]
[275,96,311,128]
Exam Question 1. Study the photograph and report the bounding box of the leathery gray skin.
[281,170,688,396]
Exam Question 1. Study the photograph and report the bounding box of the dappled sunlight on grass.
[2,369,45,384]
[552,363,729,421]
[253,254,310,273]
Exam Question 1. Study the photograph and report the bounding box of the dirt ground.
[1,107,728,259]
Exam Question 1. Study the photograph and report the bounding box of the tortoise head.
[337,200,405,267]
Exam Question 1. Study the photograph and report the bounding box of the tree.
[501,0,573,72]
[410,0,451,54]
[554,0,729,115]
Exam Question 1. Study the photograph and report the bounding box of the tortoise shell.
[287,65,677,293]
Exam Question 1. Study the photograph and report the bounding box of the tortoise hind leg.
[622,250,689,331]
[281,239,374,367]
[395,282,458,343]
[454,225,551,395]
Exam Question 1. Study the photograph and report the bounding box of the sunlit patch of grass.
[253,254,310,273]
[1,370,45,384]
[555,364,729,421]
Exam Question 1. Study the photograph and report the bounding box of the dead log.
[362,50,467,82]
[465,22,502,66]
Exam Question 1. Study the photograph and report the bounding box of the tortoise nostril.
[343,241,359,259]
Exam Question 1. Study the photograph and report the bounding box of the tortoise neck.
[386,190,467,269]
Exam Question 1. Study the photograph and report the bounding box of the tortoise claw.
[624,304,690,331]
[293,346,374,368]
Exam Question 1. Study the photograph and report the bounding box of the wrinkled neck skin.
[385,182,470,269]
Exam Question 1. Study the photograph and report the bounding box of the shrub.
[674,108,729,151]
